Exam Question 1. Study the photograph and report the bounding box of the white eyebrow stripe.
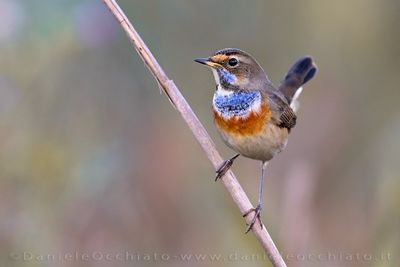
[235,55,251,64]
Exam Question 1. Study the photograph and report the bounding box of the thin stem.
[102,1,287,266]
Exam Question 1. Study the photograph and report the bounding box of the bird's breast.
[212,90,271,136]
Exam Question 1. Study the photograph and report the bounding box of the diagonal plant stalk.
[102,1,287,266]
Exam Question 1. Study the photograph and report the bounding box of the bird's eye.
[228,58,238,67]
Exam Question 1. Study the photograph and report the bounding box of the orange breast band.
[214,103,271,136]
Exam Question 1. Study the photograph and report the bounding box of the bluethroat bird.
[195,48,317,233]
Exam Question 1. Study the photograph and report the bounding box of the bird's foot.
[243,204,263,234]
[215,154,240,181]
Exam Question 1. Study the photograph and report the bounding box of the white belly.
[212,87,289,161]
[216,122,289,162]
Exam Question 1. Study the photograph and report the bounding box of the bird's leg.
[215,154,240,181]
[243,161,268,233]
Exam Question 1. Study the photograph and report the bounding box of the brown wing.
[279,106,297,129]
[263,88,297,130]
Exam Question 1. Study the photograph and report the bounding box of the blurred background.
[0,0,399,266]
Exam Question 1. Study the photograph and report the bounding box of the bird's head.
[195,48,268,91]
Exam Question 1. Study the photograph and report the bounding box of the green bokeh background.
[0,0,399,266]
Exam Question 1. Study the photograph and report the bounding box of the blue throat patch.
[213,90,261,117]
[218,68,236,86]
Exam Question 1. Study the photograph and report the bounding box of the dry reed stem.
[102,1,287,266]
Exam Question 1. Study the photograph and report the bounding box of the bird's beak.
[194,57,221,68]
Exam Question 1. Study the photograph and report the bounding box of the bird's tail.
[279,56,317,108]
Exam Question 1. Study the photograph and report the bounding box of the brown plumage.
[195,48,317,232]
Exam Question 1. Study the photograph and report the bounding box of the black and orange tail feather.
[279,56,317,104]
